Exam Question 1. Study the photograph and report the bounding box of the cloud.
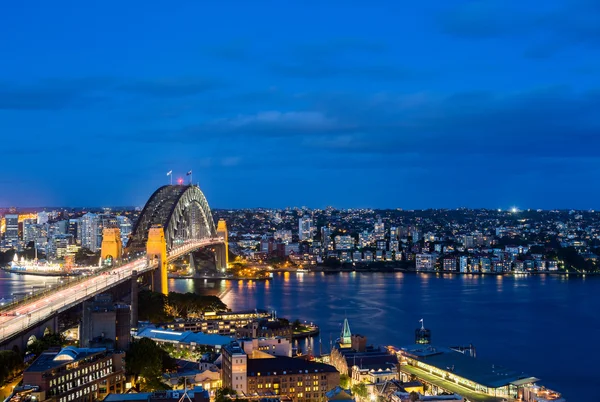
[0,77,112,110]
[438,0,600,56]
[117,77,224,98]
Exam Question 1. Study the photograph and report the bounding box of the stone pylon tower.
[216,219,229,269]
[146,225,168,295]
[100,228,122,262]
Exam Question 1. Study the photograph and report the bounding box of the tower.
[100,227,122,263]
[216,219,229,270]
[146,225,168,295]
[415,318,431,344]
[340,318,352,347]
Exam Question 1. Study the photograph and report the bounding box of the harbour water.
[169,272,599,400]
[1,271,597,399]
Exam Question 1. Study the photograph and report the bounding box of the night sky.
[1,1,599,209]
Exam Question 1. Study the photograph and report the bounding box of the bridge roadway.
[0,238,223,343]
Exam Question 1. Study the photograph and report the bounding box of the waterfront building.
[443,257,457,272]
[330,320,397,379]
[415,254,438,271]
[237,318,293,341]
[352,251,362,262]
[459,256,468,273]
[335,235,354,250]
[521,385,565,402]
[134,327,233,352]
[398,344,538,400]
[363,251,373,262]
[222,341,339,401]
[23,346,125,402]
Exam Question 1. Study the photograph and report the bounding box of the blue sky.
[1,0,599,209]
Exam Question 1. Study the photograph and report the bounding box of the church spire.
[342,318,352,345]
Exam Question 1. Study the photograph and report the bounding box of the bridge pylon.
[146,225,168,295]
[101,228,122,263]
[216,219,229,270]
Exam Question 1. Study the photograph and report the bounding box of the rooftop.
[247,356,338,376]
[26,347,108,373]
[135,327,233,346]
[401,344,537,389]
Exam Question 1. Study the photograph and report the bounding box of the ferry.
[1,254,80,277]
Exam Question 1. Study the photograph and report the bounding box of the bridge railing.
[0,238,224,313]
[0,252,147,313]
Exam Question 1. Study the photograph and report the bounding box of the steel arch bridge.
[128,184,218,251]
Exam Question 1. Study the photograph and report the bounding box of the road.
[0,376,22,402]
[0,239,222,343]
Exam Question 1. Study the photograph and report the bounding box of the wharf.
[400,364,510,402]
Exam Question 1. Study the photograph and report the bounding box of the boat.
[1,254,78,277]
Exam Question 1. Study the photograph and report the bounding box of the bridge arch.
[128,185,217,251]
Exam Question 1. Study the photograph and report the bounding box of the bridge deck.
[0,238,223,343]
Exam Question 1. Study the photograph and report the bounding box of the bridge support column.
[217,219,229,269]
[147,225,168,295]
[215,243,227,272]
[131,270,139,331]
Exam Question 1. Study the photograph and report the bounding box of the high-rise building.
[22,219,40,244]
[374,217,385,240]
[298,215,313,241]
[321,226,333,250]
[37,211,49,225]
[68,219,79,244]
[80,213,99,251]
[334,235,354,250]
[273,229,292,244]
[4,214,19,244]
[459,256,469,273]
[116,216,132,246]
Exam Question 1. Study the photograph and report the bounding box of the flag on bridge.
[167,170,172,176]
[186,170,192,176]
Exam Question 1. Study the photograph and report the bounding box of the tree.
[0,350,23,386]
[340,374,350,389]
[351,383,368,399]
[215,387,237,402]
[126,338,164,390]
[26,333,66,357]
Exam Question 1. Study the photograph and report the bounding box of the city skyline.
[2,1,600,209]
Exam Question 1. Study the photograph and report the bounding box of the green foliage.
[166,292,227,318]
[351,383,368,398]
[138,290,171,323]
[138,290,228,322]
[0,350,23,386]
[126,338,175,391]
[215,387,237,402]
[26,333,66,357]
[75,247,100,265]
[339,373,350,389]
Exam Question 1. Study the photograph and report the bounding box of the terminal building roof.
[135,327,233,346]
[401,344,538,389]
